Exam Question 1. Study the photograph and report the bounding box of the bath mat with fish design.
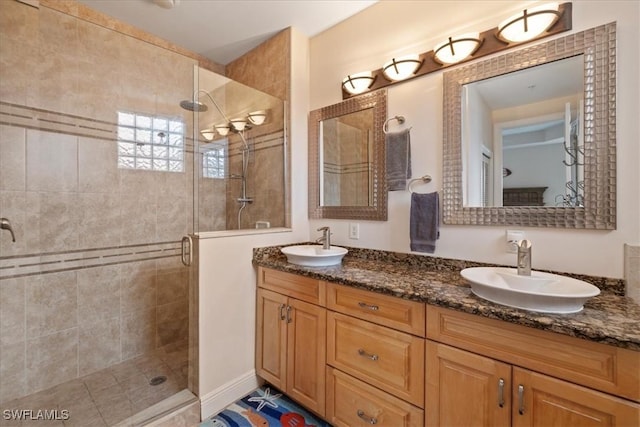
[199,386,330,427]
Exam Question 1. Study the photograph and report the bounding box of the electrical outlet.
[349,223,360,240]
[506,230,525,253]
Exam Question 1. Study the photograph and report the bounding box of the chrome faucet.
[316,226,331,250]
[1,218,16,242]
[517,239,532,276]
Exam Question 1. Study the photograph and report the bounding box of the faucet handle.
[317,226,329,232]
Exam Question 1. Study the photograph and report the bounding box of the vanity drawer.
[258,267,325,305]
[327,311,424,407]
[426,306,640,402]
[327,283,425,337]
[326,367,424,427]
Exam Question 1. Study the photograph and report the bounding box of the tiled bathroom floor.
[0,340,189,427]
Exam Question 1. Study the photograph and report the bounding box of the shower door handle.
[0,218,16,242]
[181,235,192,266]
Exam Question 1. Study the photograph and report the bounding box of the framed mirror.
[309,89,387,220]
[443,23,616,229]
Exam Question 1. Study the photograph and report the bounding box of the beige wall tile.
[26,328,78,394]
[122,308,157,360]
[0,340,26,403]
[0,277,25,346]
[37,192,80,252]
[119,192,157,245]
[77,265,120,325]
[157,269,188,306]
[120,261,157,316]
[78,137,119,193]
[79,318,121,376]
[77,193,121,249]
[26,271,77,339]
[0,125,26,191]
[26,130,78,193]
[156,195,187,242]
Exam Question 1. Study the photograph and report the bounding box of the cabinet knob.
[517,384,525,415]
[358,348,379,361]
[497,378,505,408]
[357,409,378,425]
[358,301,379,311]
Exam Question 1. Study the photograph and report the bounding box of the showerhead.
[179,100,208,112]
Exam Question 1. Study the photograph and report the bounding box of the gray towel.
[410,191,439,253]
[385,129,411,191]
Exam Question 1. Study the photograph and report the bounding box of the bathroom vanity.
[253,246,640,427]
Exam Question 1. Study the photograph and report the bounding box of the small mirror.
[443,24,616,229]
[309,90,387,220]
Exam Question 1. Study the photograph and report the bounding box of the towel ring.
[408,175,432,193]
[383,115,406,134]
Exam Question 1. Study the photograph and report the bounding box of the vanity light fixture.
[342,71,376,95]
[433,33,482,65]
[382,54,423,81]
[214,124,230,136]
[247,110,267,125]
[339,2,571,99]
[497,3,561,43]
[200,129,215,141]
[230,119,247,131]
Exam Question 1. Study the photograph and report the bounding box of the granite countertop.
[253,245,640,352]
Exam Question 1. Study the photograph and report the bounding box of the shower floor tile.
[0,340,188,427]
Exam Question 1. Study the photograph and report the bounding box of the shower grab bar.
[181,235,192,266]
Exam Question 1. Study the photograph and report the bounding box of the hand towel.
[385,129,411,191]
[410,191,440,253]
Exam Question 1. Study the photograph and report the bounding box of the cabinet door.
[286,298,326,416]
[426,341,511,427]
[256,288,288,390]
[512,368,640,427]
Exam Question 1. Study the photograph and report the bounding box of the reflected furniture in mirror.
[309,89,387,220]
[443,23,616,229]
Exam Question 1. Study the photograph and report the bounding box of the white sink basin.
[281,245,348,267]
[460,267,600,314]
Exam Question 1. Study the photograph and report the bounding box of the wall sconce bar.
[341,2,572,99]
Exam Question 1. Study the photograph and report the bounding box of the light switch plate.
[349,223,360,239]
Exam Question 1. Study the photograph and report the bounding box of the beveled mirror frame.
[443,23,616,229]
[309,89,387,220]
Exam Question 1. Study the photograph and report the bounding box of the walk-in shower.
[184,69,287,232]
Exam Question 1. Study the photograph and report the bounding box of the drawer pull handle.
[278,304,286,321]
[358,302,379,311]
[517,384,525,415]
[497,378,505,408]
[358,349,379,361]
[357,410,377,425]
[285,305,292,323]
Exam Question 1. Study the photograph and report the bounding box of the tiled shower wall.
[226,30,291,229]
[0,1,201,403]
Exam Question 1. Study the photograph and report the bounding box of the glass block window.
[117,111,184,172]
[203,144,226,179]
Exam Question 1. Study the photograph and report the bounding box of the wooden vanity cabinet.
[325,283,426,426]
[255,268,326,416]
[426,307,640,427]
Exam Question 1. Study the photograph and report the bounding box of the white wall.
[309,0,640,279]
[196,28,310,415]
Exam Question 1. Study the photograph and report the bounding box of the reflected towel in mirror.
[386,129,411,191]
[410,191,439,253]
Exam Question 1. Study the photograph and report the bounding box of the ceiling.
[77,0,377,65]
